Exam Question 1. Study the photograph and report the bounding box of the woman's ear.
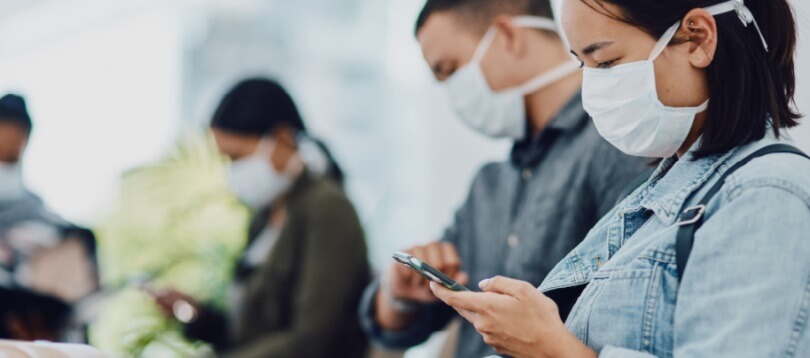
[491,15,528,58]
[273,126,297,150]
[681,9,718,69]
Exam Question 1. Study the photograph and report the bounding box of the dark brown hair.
[415,0,554,37]
[583,0,801,158]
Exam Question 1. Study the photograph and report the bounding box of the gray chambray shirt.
[359,92,650,358]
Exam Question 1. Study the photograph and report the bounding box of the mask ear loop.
[471,16,558,65]
[649,21,710,112]
[506,16,582,93]
[470,27,498,65]
[511,16,558,31]
[703,0,769,52]
[649,23,681,61]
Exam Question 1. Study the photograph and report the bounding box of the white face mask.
[582,0,767,158]
[444,16,582,140]
[0,162,25,201]
[227,139,302,211]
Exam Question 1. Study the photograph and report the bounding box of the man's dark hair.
[0,94,32,135]
[581,0,800,159]
[415,0,554,37]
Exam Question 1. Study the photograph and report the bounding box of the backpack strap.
[675,144,810,283]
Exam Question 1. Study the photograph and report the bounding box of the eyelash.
[596,59,618,69]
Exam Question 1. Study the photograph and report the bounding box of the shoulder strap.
[675,144,810,283]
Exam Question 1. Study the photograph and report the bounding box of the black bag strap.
[675,144,810,283]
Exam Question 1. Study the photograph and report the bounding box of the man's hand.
[387,242,468,303]
[375,242,468,330]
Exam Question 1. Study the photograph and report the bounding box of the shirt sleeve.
[358,280,456,349]
[357,165,488,349]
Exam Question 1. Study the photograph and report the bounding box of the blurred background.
[0,0,808,356]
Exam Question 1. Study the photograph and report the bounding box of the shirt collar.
[510,91,587,167]
[545,91,588,132]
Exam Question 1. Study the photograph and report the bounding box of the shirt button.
[522,169,533,181]
[507,234,519,248]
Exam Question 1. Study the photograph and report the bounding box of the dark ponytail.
[310,137,345,186]
[584,0,801,158]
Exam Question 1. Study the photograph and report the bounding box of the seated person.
[149,78,370,358]
[0,94,98,342]
[358,1,649,357]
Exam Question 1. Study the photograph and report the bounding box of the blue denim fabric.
[537,133,810,357]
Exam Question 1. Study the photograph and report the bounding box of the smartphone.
[392,251,469,291]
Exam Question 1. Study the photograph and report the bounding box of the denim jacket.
[538,133,810,357]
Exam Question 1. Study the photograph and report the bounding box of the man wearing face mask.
[148,78,370,357]
[0,94,99,342]
[358,0,649,356]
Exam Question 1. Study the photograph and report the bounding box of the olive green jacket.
[185,174,370,357]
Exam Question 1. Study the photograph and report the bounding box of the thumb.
[478,276,532,298]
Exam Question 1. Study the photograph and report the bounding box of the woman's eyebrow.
[575,41,614,56]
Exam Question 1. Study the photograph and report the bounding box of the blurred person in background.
[358,0,649,356]
[0,94,99,342]
[149,78,370,357]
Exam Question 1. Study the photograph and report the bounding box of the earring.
[689,21,698,32]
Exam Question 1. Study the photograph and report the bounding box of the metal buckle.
[677,205,706,226]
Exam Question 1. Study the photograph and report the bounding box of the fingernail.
[478,278,490,289]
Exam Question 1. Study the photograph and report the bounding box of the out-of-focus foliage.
[90,131,249,357]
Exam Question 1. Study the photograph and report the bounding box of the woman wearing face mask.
[427,0,810,357]
[149,78,370,357]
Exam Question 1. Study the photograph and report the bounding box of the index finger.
[439,242,461,276]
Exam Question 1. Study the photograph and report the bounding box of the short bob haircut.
[581,0,801,159]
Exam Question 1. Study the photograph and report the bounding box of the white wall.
[0,0,183,225]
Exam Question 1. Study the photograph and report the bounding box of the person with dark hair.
[358,0,648,357]
[428,0,810,357]
[0,94,99,342]
[148,78,370,357]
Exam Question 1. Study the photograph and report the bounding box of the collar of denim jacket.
[639,128,792,226]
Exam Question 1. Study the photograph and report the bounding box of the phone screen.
[392,251,469,291]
